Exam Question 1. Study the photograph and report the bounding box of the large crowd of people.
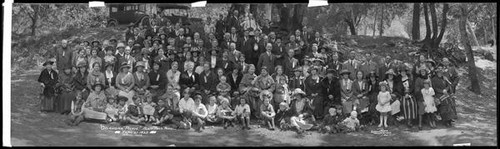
[38,9,459,136]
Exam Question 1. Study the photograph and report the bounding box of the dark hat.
[339,69,351,75]
[117,96,128,102]
[294,67,302,72]
[385,69,396,76]
[92,83,105,90]
[312,58,324,64]
[109,36,117,42]
[135,61,146,68]
[145,35,154,39]
[367,71,377,78]
[119,62,131,71]
[423,79,431,85]
[153,37,162,43]
[104,62,114,68]
[42,61,54,66]
[76,61,87,68]
[159,33,167,37]
[326,68,335,74]
[92,40,100,45]
[190,47,201,54]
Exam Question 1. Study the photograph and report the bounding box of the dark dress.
[38,69,58,112]
[148,70,167,102]
[304,75,325,119]
[55,71,75,114]
[366,79,380,121]
[413,76,427,115]
[322,77,341,108]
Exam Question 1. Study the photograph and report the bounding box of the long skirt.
[438,95,458,121]
[55,91,75,113]
[41,95,55,112]
[401,95,418,120]
[311,96,325,118]
[118,90,136,105]
[83,108,108,120]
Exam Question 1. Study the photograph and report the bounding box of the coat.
[227,73,243,92]
[342,59,359,80]
[216,60,234,73]
[322,77,341,105]
[179,71,199,91]
[56,46,73,71]
[198,70,218,93]
[148,70,167,90]
[38,69,59,97]
[289,76,305,91]
[73,71,89,91]
[257,52,276,75]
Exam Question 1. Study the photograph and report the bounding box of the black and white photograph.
[4,2,498,146]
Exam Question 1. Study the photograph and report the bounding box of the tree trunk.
[492,18,497,46]
[346,19,357,35]
[411,3,421,41]
[433,3,449,50]
[372,6,378,37]
[278,4,290,33]
[459,4,481,95]
[264,4,272,21]
[423,3,431,42]
[467,21,480,47]
[430,3,438,40]
[379,4,384,36]
[30,5,40,36]
[292,4,306,32]
[483,25,488,45]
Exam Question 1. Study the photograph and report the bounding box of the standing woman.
[55,66,75,114]
[366,71,380,125]
[413,68,429,130]
[304,66,325,119]
[88,48,103,73]
[116,62,136,105]
[167,61,182,92]
[396,66,417,128]
[38,61,59,113]
[352,70,369,115]
[383,69,402,125]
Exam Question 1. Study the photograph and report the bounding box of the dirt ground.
[9,66,497,146]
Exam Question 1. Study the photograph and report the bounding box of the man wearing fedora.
[323,68,342,107]
[343,51,359,80]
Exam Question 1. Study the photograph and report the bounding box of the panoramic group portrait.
[6,2,497,146]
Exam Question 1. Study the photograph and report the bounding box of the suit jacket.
[378,62,395,81]
[327,60,343,78]
[198,70,218,92]
[342,59,359,80]
[134,71,151,90]
[257,52,275,75]
[283,55,298,77]
[227,50,242,64]
[227,73,243,92]
[179,71,199,91]
[206,55,220,70]
[220,40,231,50]
[216,60,234,73]
[322,77,341,104]
[289,76,305,91]
[56,46,73,71]
[339,78,354,100]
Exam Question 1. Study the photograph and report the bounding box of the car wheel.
[107,20,117,27]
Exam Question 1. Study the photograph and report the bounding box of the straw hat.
[385,69,396,76]
[119,62,131,71]
[292,88,306,97]
[339,69,351,75]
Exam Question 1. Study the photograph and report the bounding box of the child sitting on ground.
[122,96,145,126]
[217,97,236,129]
[153,99,174,126]
[205,96,220,124]
[234,98,251,130]
[104,96,119,122]
[319,107,342,134]
[142,94,157,123]
[340,111,361,133]
[116,96,128,121]
[66,91,85,126]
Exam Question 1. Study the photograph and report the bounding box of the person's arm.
[70,100,76,115]
[269,105,276,117]
[115,74,125,90]
[126,75,135,91]
[199,105,208,118]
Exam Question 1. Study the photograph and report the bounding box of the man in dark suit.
[283,49,298,77]
[310,31,325,47]
[226,10,240,33]
[179,61,199,92]
[326,52,342,78]
[227,42,242,64]
[301,26,311,45]
[272,38,286,71]
[342,51,359,80]
[227,66,243,93]
[175,28,186,48]
[238,30,253,56]
[257,43,275,75]
[322,69,342,106]
[198,62,218,104]
[378,55,396,81]
[216,51,234,73]
[220,33,231,50]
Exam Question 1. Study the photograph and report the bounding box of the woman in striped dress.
[397,66,417,128]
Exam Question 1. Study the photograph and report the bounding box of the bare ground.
[10,65,497,146]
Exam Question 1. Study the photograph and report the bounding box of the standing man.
[257,43,275,75]
[56,39,73,73]
[342,51,359,80]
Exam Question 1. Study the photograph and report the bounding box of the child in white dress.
[421,79,437,128]
[376,81,391,128]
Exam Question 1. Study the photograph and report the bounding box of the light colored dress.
[376,91,392,113]
[421,87,437,113]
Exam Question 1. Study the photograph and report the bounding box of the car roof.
[107,3,190,10]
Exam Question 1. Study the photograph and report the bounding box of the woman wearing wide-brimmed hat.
[382,68,402,125]
[38,61,58,113]
[73,61,89,93]
[339,69,354,115]
[133,61,150,96]
[116,62,136,105]
[86,62,105,93]
[395,65,417,128]
[82,83,108,121]
[304,66,325,119]
[103,62,118,97]
[289,88,316,135]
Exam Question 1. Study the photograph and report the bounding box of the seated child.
[216,76,231,98]
[319,107,342,134]
[260,97,276,130]
[217,97,236,129]
[104,96,119,122]
[234,98,251,130]
[153,99,174,126]
[230,91,241,109]
[122,96,145,126]
[191,94,208,132]
[116,96,128,121]
[340,111,361,133]
[205,96,220,124]
[66,91,85,126]
[275,102,294,131]
[142,94,157,123]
